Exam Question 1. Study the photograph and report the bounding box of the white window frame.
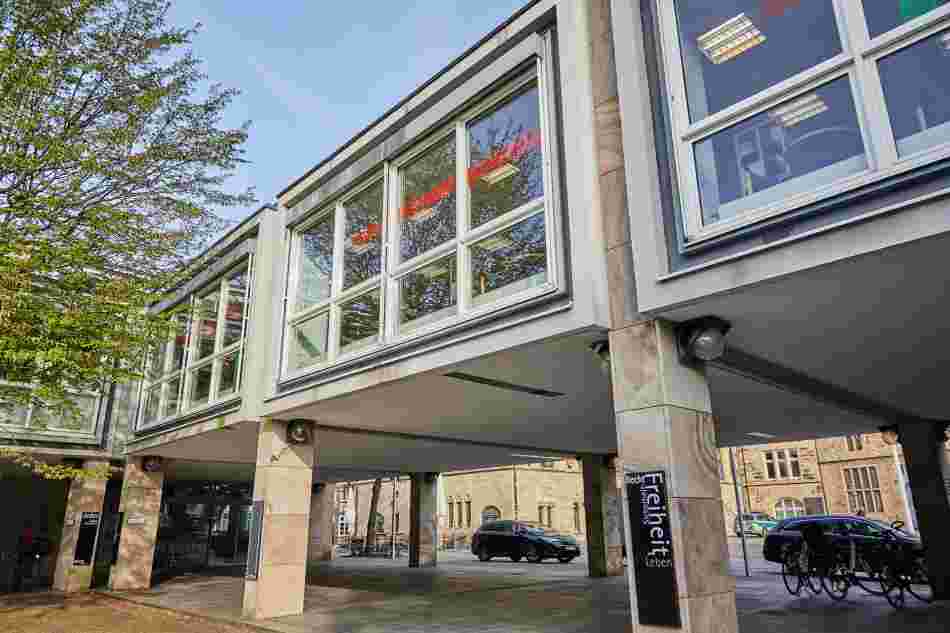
[764,448,801,480]
[654,1,950,244]
[139,258,253,430]
[843,464,884,513]
[282,64,561,380]
[774,497,805,520]
[0,382,102,438]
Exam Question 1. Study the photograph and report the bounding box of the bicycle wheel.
[884,576,906,609]
[821,565,851,601]
[803,568,823,595]
[905,557,933,603]
[782,555,803,596]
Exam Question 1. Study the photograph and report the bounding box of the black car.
[471,520,581,563]
[762,514,921,564]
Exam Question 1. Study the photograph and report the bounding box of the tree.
[0,0,254,463]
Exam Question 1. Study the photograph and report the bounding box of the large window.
[774,497,806,520]
[764,448,801,480]
[140,261,251,429]
[283,72,556,377]
[655,1,950,241]
[844,465,884,513]
[0,387,99,434]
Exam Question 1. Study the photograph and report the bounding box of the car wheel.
[510,554,523,563]
[524,544,542,563]
[477,545,491,562]
[558,555,574,564]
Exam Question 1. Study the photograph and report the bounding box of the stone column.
[898,421,950,600]
[408,472,438,568]
[109,457,164,591]
[610,320,737,633]
[581,454,624,577]
[242,420,315,620]
[52,460,109,593]
[308,483,336,563]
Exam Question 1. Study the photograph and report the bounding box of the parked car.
[471,520,581,563]
[762,514,922,564]
[734,512,778,537]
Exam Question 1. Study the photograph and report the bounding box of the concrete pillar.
[581,454,624,577]
[609,320,737,633]
[898,421,950,600]
[408,472,438,568]
[52,460,109,593]
[243,420,315,619]
[308,483,336,563]
[109,457,164,591]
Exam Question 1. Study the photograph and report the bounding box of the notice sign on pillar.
[245,500,264,580]
[73,511,101,566]
[625,470,680,628]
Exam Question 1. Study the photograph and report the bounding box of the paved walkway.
[108,551,949,633]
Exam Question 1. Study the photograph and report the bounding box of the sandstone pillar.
[108,457,164,591]
[308,483,336,563]
[610,320,737,632]
[582,454,624,577]
[52,460,109,593]
[242,420,315,619]
[409,472,438,568]
[898,421,950,600]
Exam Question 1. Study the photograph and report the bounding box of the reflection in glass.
[218,351,240,397]
[879,29,950,157]
[171,314,189,371]
[148,340,166,379]
[343,183,383,289]
[695,77,867,225]
[297,214,335,311]
[195,291,219,360]
[863,0,948,38]
[223,267,247,348]
[674,0,842,121]
[400,137,456,262]
[190,363,212,407]
[468,86,544,227]
[164,376,181,419]
[143,386,160,426]
[400,256,457,332]
[340,290,380,353]
[289,312,330,372]
[471,214,547,308]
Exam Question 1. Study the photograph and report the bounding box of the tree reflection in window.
[400,137,457,262]
[468,86,544,228]
[400,256,457,331]
[471,214,546,307]
[297,214,335,311]
[343,182,383,289]
[340,289,380,353]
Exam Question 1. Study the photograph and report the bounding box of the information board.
[245,500,264,580]
[73,511,101,566]
[625,470,680,628]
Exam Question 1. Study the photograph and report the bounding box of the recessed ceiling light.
[698,14,766,65]
[747,432,777,439]
[480,162,520,185]
[770,93,828,128]
[476,234,514,253]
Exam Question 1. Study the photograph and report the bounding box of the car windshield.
[522,525,546,535]
[870,520,913,538]
[747,513,774,521]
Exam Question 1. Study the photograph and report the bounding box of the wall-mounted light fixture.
[676,316,732,364]
[590,340,610,376]
[286,419,313,445]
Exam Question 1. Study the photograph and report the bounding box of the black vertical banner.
[73,512,101,566]
[245,500,264,580]
[626,470,680,628]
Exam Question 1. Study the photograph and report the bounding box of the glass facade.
[283,72,555,377]
[0,386,99,434]
[140,260,251,429]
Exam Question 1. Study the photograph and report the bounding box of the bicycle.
[780,542,822,597]
[878,530,932,609]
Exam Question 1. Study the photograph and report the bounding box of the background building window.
[764,448,801,480]
[846,435,863,451]
[573,502,581,533]
[481,506,500,525]
[774,497,806,520]
[844,466,884,513]
[448,500,455,528]
[465,500,472,528]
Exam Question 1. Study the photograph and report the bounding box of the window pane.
[766,461,776,479]
[869,467,880,488]
[859,468,872,490]
[468,86,544,228]
[340,289,381,353]
[171,314,189,371]
[844,469,855,490]
[190,363,212,407]
[399,136,457,262]
[790,459,801,478]
[863,0,948,38]
[674,1,842,121]
[778,460,789,478]
[695,77,867,225]
[195,291,220,361]
[148,341,167,380]
[399,256,458,333]
[873,491,884,512]
[143,386,160,426]
[223,267,248,348]
[289,312,330,372]
[343,182,384,290]
[297,214,335,311]
[217,351,241,398]
[164,376,181,419]
[471,214,547,309]
[879,28,950,157]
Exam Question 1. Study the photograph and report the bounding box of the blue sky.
[166,1,531,224]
